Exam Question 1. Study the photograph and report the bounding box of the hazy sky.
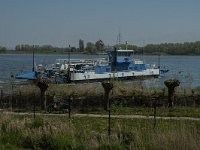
[1,0,200,49]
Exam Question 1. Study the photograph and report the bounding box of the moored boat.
[67,49,159,82]
[16,48,160,83]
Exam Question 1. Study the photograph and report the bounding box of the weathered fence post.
[68,95,72,126]
[0,90,3,108]
[153,100,157,129]
[191,89,195,106]
[102,81,113,137]
[10,74,14,111]
[19,91,22,110]
[36,78,49,110]
[164,79,180,107]
[10,84,14,111]
[151,92,159,129]
[33,92,36,119]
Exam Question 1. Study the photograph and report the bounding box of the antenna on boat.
[67,44,71,82]
[125,41,128,50]
[142,41,146,63]
[117,27,121,46]
[158,50,160,69]
[68,44,71,65]
[32,45,35,72]
[118,33,121,45]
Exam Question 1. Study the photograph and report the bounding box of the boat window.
[129,67,133,70]
[117,52,132,57]
[82,66,95,71]
[106,68,111,72]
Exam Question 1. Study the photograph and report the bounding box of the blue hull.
[15,72,36,80]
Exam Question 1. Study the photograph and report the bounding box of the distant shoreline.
[0,50,199,56]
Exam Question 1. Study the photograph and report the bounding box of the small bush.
[99,142,124,150]
[30,117,44,128]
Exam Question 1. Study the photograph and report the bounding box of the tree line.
[113,41,200,55]
[14,39,106,54]
[2,40,200,55]
[0,46,7,53]
[139,41,200,55]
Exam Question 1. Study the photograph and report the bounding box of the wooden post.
[153,101,157,129]
[19,91,22,110]
[0,90,3,109]
[33,92,36,119]
[36,78,49,110]
[164,79,180,107]
[68,95,71,126]
[192,89,195,106]
[102,81,113,137]
[108,97,111,136]
[11,84,13,111]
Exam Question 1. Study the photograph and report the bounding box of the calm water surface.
[0,54,199,88]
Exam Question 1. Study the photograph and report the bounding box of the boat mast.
[158,51,160,69]
[117,32,121,45]
[32,46,35,72]
[117,27,121,49]
[67,44,71,82]
[68,44,70,65]
[125,41,128,50]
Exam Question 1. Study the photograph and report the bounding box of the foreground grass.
[85,106,200,118]
[1,112,200,149]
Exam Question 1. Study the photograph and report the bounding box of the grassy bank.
[0,112,200,149]
[1,81,200,149]
[1,81,200,111]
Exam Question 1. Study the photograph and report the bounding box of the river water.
[0,53,199,88]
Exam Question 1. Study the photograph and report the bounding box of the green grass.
[0,144,25,150]
[73,106,200,118]
[2,82,200,149]
[4,104,200,118]
[1,112,200,149]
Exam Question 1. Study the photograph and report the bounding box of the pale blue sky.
[0,0,200,49]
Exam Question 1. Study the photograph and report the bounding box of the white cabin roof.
[116,50,134,52]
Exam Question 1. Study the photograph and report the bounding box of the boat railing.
[146,64,157,69]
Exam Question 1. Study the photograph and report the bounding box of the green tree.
[95,40,105,52]
[85,42,96,54]
[42,45,53,51]
[25,44,31,51]
[143,41,200,55]
[15,45,21,51]
[0,46,6,53]
[79,39,84,52]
